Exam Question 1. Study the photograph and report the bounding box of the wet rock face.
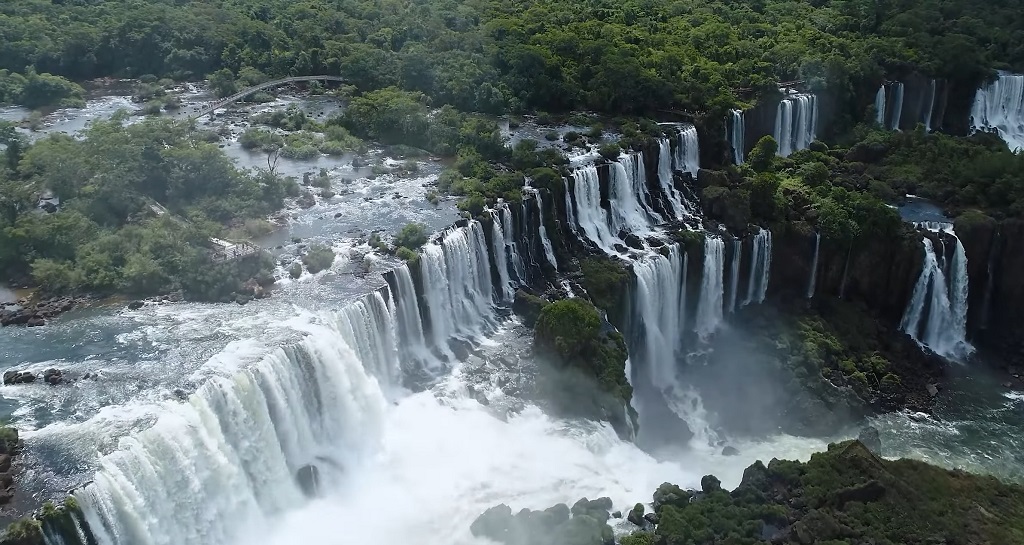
[296,464,320,498]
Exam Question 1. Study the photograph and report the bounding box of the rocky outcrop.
[470,497,615,545]
[512,289,549,328]
[0,296,81,327]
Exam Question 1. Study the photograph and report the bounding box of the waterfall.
[923,79,937,132]
[561,177,578,236]
[970,72,1024,152]
[77,294,395,545]
[730,109,745,165]
[656,138,688,218]
[742,228,772,305]
[392,264,432,366]
[806,232,820,299]
[874,84,887,126]
[420,222,495,349]
[695,236,725,339]
[499,207,526,284]
[902,224,972,360]
[889,82,904,131]
[727,239,741,313]
[489,209,514,301]
[572,165,619,252]
[530,190,558,270]
[632,246,687,385]
[672,124,700,177]
[774,94,817,157]
[610,153,660,234]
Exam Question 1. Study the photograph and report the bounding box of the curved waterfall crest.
[970,71,1024,152]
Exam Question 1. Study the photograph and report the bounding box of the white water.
[610,154,660,233]
[562,177,578,236]
[889,82,904,131]
[742,229,772,306]
[633,246,687,385]
[727,239,741,313]
[672,124,700,177]
[657,139,689,218]
[420,222,495,349]
[530,190,559,270]
[393,264,432,366]
[572,165,620,252]
[902,225,973,360]
[730,110,745,165]
[774,94,817,157]
[806,232,820,299]
[489,208,514,302]
[500,207,527,285]
[874,84,887,126]
[923,79,937,132]
[695,237,725,339]
[970,72,1024,152]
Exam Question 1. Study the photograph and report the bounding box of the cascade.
[889,82,904,131]
[77,294,395,545]
[970,72,1024,152]
[610,154,660,234]
[489,208,514,301]
[632,246,687,385]
[500,207,526,284]
[529,189,558,270]
[730,109,745,165]
[742,229,772,305]
[420,222,495,349]
[392,264,432,365]
[695,236,725,339]
[874,84,887,126]
[561,177,578,236]
[672,124,700,177]
[774,94,817,157]
[923,79,937,132]
[727,239,741,313]
[336,291,402,386]
[806,232,820,299]
[656,139,689,218]
[901,223,972,360]
[571,165,619,252]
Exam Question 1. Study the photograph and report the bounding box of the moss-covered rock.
[512,289,549,328]
[1,496,92,545]
[470,498,614,545]
[533,299,636,438]
[577,257,629,321]
[624,440,1024,545]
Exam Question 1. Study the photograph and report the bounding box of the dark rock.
[128,300,145,310]
[172,388,187,400]
[26,316,45,327]
[234,294,251,305]
[701,474,722,493]
[792,509,842,544]
[297,190,316,208]
[623,233,644,250]
[0,454,10,472]
[296,464,321,498]
[3,371,36,385]
[832,479,886,508]
[857,426,883,455]
[512,290,549,328]
[470,504,514,541]
[653,482,692,512]
[722,445,739,456]
[610,511,621,519]
[627,503,645,526]
[643,512,660,525]
[334,212,343,218]
[43,368,63,386]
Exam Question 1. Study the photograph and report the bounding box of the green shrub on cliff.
[535,299,601,361]
[301,244,335,274]
[578,257,628,316]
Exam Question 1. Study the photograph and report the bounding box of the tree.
[208,68,237,98]
[748,136,778,172]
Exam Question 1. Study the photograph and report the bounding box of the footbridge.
[191,75,348,120]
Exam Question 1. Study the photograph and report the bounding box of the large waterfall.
[970,72,1024,152]
[392,264,431,366]
[695,236,725,339]
[730,110,745,165]
[610,154,660,232]
[774,93,818,157]
[806,232,820,299]
[657,139,689,218]
[632,246,687,384]
[889,82,904,131]
[420,222,495,349]
[901,224,972,360]
[742,229,772,306]
[572,164,619,252]
[874,85,887,126]
[78,294,397,545]
[490,208,514,302]
[672,124,700,177]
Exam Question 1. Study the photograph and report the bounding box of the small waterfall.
[489,208,514,301]
[572,165,619,252]
[923,79,937,132]
[874,84,887,126]
[727,239,741,313]
[610,153,660,233]
[806,232,820,299]
[970,72,1024,152]
[421,222,495,348]
[695,236,725,339]
[562,177,578,236]
[672,124,700,177]
[742,228,772,305]
[730,109,745,164]
[78,294,395,545]
[529,189,558,270]
[392,264,432,365]
[774,93,817,157]
[889,82,904,131]
[901,226,973,360]
[633,246,687,384]
[657,138,688,218]
[500,206,526,284]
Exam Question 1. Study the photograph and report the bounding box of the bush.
[748,135,778,172]
[301,244,335,273]
[458,195,487,216]
[288,262,303,279]
[598,143,621,161]
[394,223,429,250]
[396,246,419,262]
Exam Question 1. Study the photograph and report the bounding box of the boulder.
[127,300,145,310]
[627,503,645,526]
[43,368,63,386]
[623,233,644,250]
[0,454,10,472]
[296,464,321,498]
[3,371,36,385]
[653,482,692,512]
[701,475,722,493]
[26,316,45,327]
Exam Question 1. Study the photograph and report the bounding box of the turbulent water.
[901,224,972,361]
[774,94,818,157]
[970,72,1024,152]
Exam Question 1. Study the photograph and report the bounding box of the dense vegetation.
[0,115,289,299]
[2,0,1023,115]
